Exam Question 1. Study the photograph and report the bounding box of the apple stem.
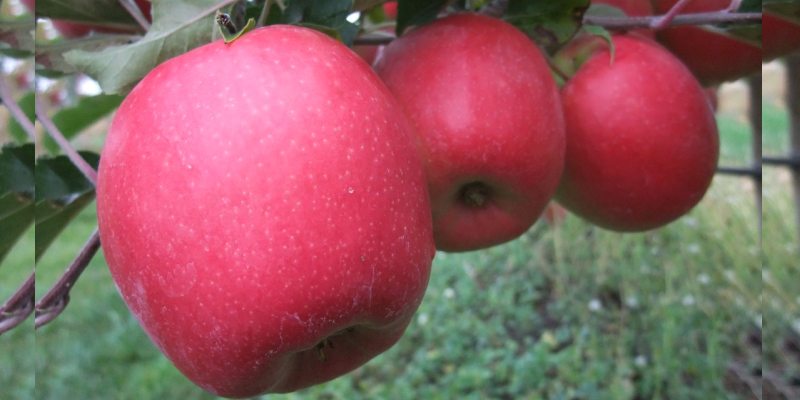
[460,182,491,208]
[217,13,238,34]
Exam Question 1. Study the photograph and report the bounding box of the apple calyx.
[459,182,491,208]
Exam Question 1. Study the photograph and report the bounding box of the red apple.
[45,0,151,38]
[383,1,398,20]
[375,13,565,252]
[654,0,760,84]
[763,11,800,61]
[557,34,719,231]
[97,25,435,397]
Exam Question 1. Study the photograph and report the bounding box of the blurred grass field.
[2,65,798,399]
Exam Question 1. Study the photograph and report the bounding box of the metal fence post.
[787,55,800,245]
[749,75,762,237]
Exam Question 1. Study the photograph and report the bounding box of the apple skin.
[97,25,435,397]
[375,13,565,252]
[654,0,760,85]
[763,11,800,61]
[557,35,719,231]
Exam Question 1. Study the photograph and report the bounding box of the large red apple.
[557,34,719,231]
[654,0,760,84]
[97,25,435,397]
[374,13,565,252]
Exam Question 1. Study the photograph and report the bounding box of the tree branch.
[0,75,36,143]
[35,229,101,329]
[35,95,98,186]
[0,273,35,335]
[651,0,692,30]
[584,11,761,30]
[355,10,762,46]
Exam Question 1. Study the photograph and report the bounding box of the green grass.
[1,100,794,399]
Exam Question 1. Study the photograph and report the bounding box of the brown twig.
[0,75,36,142]
[34,96,98,186]
[34,229,101,329]
[0,274,35,335]
[355,10,762,46]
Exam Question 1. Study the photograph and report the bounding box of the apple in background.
[653,0,760,85]
[97,25,435,397]
[21,0,151,38]
[763,11,800,61]
[383,1,398,19]
[375,13,565,252]
[557,34,719,231]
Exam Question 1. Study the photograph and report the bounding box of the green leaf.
[43,94,124,153]
[63,0,238,95]
[35,34,138,76]
[506,0,591,54]
[35,0,140,27]
[7,92,35,144]
[268,0,360,45]
[738,0,762,12]
[396,0,448,36]
[0,144,35,265]
[584,4,627,18]
[34,152,100,261]
[582,25,614,62]
[764,0,800,24]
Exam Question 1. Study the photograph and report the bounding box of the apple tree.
[0,0,788,398]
